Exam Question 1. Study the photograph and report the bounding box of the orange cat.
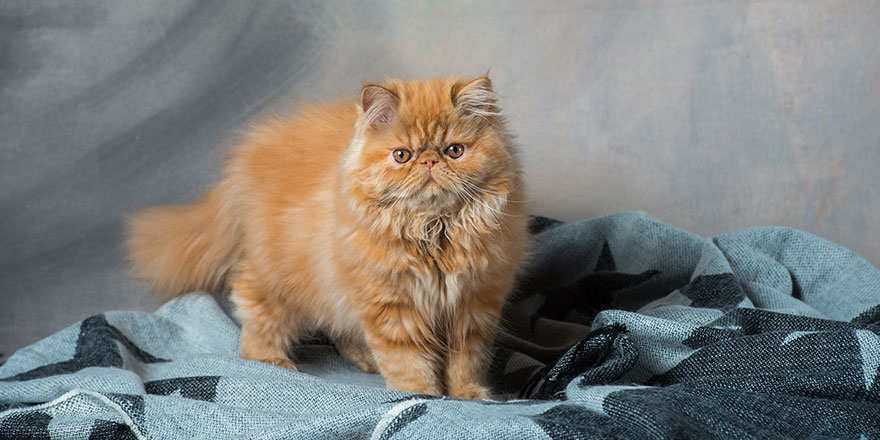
[125,75,528,399]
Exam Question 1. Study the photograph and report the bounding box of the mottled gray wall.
[1,1,878,359]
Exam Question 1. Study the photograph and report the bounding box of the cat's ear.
[452,74,499,118]
[360,84,399,129]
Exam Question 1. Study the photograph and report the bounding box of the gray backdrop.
[2,0,878,362]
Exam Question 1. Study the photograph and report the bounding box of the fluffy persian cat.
[126,75,528,399]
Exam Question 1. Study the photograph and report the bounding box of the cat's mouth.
[422,177,441,193]
[416,174,452,201]
[421,170,441,188]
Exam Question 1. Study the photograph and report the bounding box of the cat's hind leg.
[334,333,380,374]
[231,261,304,370]
[239,326,298,370]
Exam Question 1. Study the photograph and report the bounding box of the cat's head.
[344,75,520,216]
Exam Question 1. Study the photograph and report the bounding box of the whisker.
[461,174,531,203]
[445,168,530,205]
[459,186,511,218]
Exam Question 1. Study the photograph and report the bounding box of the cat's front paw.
[448,383,491,400]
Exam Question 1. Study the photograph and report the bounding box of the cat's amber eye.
[445,143,466,159]
[392,149,412,164]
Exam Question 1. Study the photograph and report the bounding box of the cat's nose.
[422,159,435,169]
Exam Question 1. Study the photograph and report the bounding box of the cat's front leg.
[445,291,505,400]
[359,300,444,395]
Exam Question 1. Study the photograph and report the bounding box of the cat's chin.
[408,186,459,211]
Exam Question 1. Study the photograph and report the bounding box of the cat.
[125,74,529,399]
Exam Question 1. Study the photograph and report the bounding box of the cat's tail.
[125,183,241,300]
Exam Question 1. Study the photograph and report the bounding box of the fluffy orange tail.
[125,187,241,299]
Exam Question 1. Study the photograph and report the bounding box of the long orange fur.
[125,75,528,399]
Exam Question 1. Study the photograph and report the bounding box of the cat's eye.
[392,149,412,164]
[445,143,466,159]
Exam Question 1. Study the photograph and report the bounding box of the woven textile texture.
[2,211,879,439]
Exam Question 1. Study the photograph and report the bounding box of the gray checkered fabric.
[2,211,879,439]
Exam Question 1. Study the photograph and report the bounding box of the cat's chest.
[405,264,464,315]
[407,216,491,272]
[342,215,498,305]
[400,232,493,316]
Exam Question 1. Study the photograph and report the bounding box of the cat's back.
[231,100,358,201]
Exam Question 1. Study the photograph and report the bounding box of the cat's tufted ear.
[452,74,499,119]
[361,84,399,129]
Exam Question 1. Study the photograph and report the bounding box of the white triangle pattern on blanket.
[855,330,880,391]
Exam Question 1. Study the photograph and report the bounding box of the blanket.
[2,211,879,439]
